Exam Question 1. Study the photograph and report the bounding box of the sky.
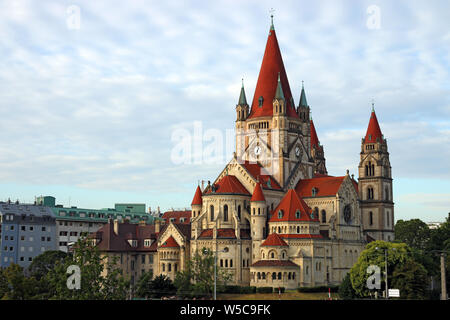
[0,0,449,222]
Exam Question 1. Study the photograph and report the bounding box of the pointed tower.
[250,182,267,262]
[358,106,394,241]
[236,79,249,159]
[297,82,310,122]
[235,17,314,189]
[310,118,328,176]
[191,185,203,219]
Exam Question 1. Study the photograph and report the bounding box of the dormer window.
[295,210,300,219]
[311,187,318,197]
[278,210,284,219]
[144,239,152,247]
[128,240,138,247]
[258,96,264,107]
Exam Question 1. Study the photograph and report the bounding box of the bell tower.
[358,105,394,241]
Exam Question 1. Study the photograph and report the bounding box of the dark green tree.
[28,250,68,280]
[394,219,430,250]
[390,259,428,299]
[0,264,39,300]
[145,274,175,299]
[338,273,356,300]
[135,270,154,298]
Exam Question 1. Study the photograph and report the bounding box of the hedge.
[273,287,285,293]
[297,285,339,293]
[257,286,273,293]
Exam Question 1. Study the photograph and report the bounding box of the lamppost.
[375,247,396,299]
[212,247,228,300]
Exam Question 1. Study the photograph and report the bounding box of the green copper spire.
[299,81,308,107]
[274,72,285,100]
[238,78,247,105]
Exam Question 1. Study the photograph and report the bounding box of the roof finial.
[241,77,244,88]
[302,80,304,88]
[270,8,275,30]
[371,99,375,112]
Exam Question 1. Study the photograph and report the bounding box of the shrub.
[297,285,339,293]
[240,286,256,294]
[257,286,273,293]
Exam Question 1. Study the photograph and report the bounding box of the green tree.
[0,264,39,300]
[338,273,356,300]
[28,250,68,280]
[45,237,129,300]
[174,247,232,299]
[145,274,175,299]
[0,268,7,298]
[390,259,428,299]
[135,270,154,298]
[349,241,410,298]
[394,219,430,250]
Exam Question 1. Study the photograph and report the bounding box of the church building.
[155,17,395,289]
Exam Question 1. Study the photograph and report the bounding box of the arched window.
[230,259,233,268]
[295,210,300,219]
[220,259,223,267]
[272,272,276,280]
[314,207,319,219]
[367,187,374,200]
[257,272,261,280]
[258,208,260,215]
[271,252,275,259]
[162,263,165,272]
[278,210,283,219]
[369,211,373,225]
[262,273,266,279]
[223,205,228,222]
[297,226,300,233]
[321,210,326,223]
[210,205,214,221]
[278,226,281,233]
[278,272,282,280]
[385,187,389,201]
[237,205,241,220]
[258,96,264,107]
[225,260,228,268]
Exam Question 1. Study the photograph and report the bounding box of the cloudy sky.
[0,0,449,222]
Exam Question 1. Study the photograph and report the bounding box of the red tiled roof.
[191,185,203,206]
[261,233,288,247]
[240,161,282,190]
[279,234,323,239]
[269,189,316,222]
[162,210,191,224]
[310,119,319,149]
[251,260,299,267]
[89,221,157,252]
[160,236,179,248]
[295,176,345,198]
[248,27,298,120]
[364,111,383,143]
[198,228,251,239]
[251,183,266,202]
[205,175,250,195]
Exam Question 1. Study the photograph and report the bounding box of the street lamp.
[210,247,228,300]
[375,247,396,299]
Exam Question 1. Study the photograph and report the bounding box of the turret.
[236,79,249,121]
[250,183,267,240]
[273,73,286,117]
[297,81,310,122]
[191,185,203,219]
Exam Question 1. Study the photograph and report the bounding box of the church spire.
[274,73,285,100]
[248,17,298,120]
[299,81,308,107]
[364,107,383,143]
[310,118,319,149]
[238,78,247,105]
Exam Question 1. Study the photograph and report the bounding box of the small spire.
[238,78,247,105]
[270,8,275,30]
[274,72,285,100]
[371,99,375,112]
[299,81,308,107]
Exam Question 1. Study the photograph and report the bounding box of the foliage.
[0,264,39,300]
[145,274,175,299]
[173,247,232,298]
[349,241,410,298]
[43,237,129,300]
[338,273,357,300]
[256,286,273,293]
[394,219,430,251]
[390,259,428,299]
[297,285,339,293]
[135,270,154,298]
[28,250,68,280]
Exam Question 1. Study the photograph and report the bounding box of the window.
[237,205,241,220]
[42,227,46,232]
[295,210,300,219]
[369,211,373,225]
[29,226,34,231]
[258,96,264,107]
[142,255,146,264]
[321,210,326,223]
[367,187,374,200]
[149,255,153,264]
[21,226,26,231]
[278,210,283,219]
[311,188,318,197]
[168,263,171,272]
[210,205,214,221]
[223,205,228,222]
